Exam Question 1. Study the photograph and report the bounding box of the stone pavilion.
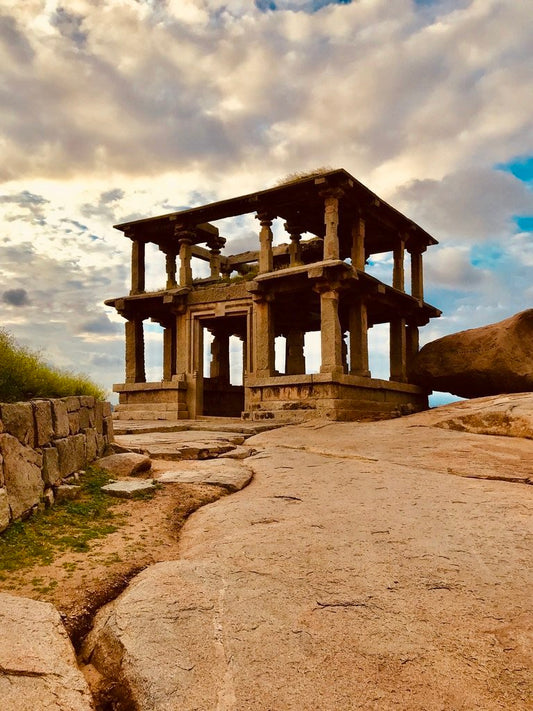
[106,169,441,421]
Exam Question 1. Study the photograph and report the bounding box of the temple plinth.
[106,169,441,422]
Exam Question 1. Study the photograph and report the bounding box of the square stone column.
[177,230,194,286]
[284,222,303,266]
[163,319,177,381]
[390,317,407,383]
[285,329,306,375]
[406,323,420,378]
[322,190,343,261]
[319,288,344,376]
[349,298,370,376]
[351,217,366,271]
[164,249,177,289]
[256,213,274,274]
[175,309,189,375]
[129,238,145,295]
[210,329,230,384]
[393,236,405,291]
[125,317,146,383]
[252,294,275,377]
[409,247,425,301]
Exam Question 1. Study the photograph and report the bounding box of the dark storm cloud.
[2,288,30,306]
[50,7,88,47]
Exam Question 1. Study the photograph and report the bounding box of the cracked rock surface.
[0,593,94,711]
[81,394,532,710]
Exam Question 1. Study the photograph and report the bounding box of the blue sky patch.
[470,243,504,270]
[496,155,533,186]
[514,216,533,232]
[255,0,351,12]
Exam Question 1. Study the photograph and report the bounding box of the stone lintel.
[113,381,187,392]
[246,372,428,394]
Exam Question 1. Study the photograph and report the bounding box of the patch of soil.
[0,480,228,648]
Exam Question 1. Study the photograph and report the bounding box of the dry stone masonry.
[0,397,114,532]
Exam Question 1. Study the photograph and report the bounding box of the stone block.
[95,401,104,434]
[79,407,92,429]
[79,395,95,408]
[32,399,54,447]
[42,446,61,486]
[84,428,98,462]
[55,484,82,502]
[42,488,55,508]
[55,434,86,477]
[68,411,81,435]
[0,402,35,446]
[101,480,156,498]
[0,452,3,487]
[0,433,43,520]
[96,434,106,457]
[103,416,114,440]
[52,400,70,438]
[102,401,112,417]
[0,487,10,532]
[64,396,81,412]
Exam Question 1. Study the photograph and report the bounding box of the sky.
[0,0,531,404]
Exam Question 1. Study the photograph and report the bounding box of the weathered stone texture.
[68,410,81,435]
[0,402,34,446]
[411,309,533,398]
[32,399,54,447]
[56,434,86,477]
[64,396,81,412]
[0,593,95,711]
[0,487,10,532]
[95,452,151,478]
[42,446,61,486]
[52,399,70,438]
[84,428,98,462]
[0,433,43,520]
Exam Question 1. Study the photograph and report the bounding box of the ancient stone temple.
[106,169,441,421]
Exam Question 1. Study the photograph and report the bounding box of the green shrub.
[0,329,105,402]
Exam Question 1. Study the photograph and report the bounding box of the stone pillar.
[406,323,419,379]
[322,189,343,261]
[164,249,177,290]
[210,329,230,384]
[285,222,303,266]
[252,294,275,377]
[177,231,194,286]
[163,320,177,381]
[351,217,366,271]
[285,329,306,375]
[349,299,370,376]
[130,238,145,295]
[175,309,189,374]
[409,247,425,301]
[209,236,225,280]
[390,317,407,383]
[257,213,274,274]
[125,317,145,383]
[393,237,405,291]
[319,288,343,376]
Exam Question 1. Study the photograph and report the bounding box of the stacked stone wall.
[0,397,114,532]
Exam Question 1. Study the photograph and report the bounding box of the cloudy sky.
[0,0,531,402]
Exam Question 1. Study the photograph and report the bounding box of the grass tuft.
[0,328,106,403]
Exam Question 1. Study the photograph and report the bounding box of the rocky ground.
[1,394,532,710]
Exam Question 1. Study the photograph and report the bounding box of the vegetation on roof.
[275,166,336,186]
[0,329,106,402]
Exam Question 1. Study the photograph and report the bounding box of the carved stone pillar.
[257,213,274,273]
[252,293,275,377]
[125,317,145,383]
[209,236,225,280]
[210,329,230,384]
[177,230,194,286]
[163,249,177,290]
[322,189,343,261]
[318,288,343,376]
[285,329,305,375]
[130,238,145,295]
[406,323,419,378]
[351,217,366,271]
[393,236,405,291]
[285,222,303,266]
[390,317,407,383]
[162,319,177,381]
[349,298,370,376]
[409,247,425,301]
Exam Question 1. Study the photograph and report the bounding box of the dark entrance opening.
[202,315,246,417]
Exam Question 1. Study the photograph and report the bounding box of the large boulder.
[0,593,95,710]
[411,309,533,398]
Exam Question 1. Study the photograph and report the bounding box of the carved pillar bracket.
[208,235,226,280]
[176,228,195,287]
[128,231,145,295]
[284,221,304,266]
[321,188,344,261]
[256,212,275,274]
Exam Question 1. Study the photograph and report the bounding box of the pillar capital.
[174,227,195,244]
[255,211,275,226]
